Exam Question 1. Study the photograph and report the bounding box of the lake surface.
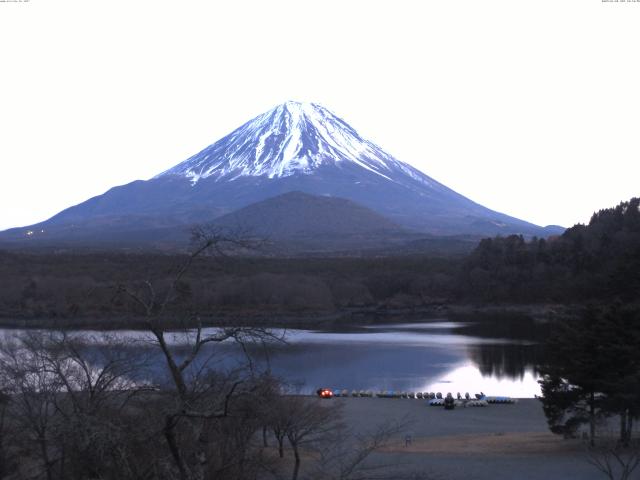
[0,320,544,398]
[251,322,543,397]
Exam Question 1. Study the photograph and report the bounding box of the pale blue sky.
[1,0,638,231]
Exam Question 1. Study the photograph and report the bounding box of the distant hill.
[211,191,403,238]
[208,191,430,254]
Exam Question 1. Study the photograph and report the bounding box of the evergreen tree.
[538,308,607,445]
[539,305,640,445]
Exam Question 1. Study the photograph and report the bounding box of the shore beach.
[331,397,609,480]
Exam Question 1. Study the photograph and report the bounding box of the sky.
[1,0,639,231]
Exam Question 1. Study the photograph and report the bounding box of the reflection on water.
[425,364,541,399]
[364,322,468,331]
[282,328,520,347]
[467,343,544,380]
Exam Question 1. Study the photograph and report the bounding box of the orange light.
[319,388,333,398]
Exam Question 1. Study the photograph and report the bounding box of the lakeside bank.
[325,397,621,480]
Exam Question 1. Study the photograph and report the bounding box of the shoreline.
[0,302,578,330]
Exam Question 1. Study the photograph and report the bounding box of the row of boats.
[428,396,517,407]
[323,389,516,404]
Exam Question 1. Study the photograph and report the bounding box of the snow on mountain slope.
[156,101,433,188]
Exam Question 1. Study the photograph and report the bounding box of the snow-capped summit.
[156,101,427,186]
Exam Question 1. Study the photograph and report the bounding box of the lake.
[0,319,544,398]
[249,321,543,398]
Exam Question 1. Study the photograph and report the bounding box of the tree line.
[459,197,640,304]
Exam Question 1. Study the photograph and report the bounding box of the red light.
[318,388,333,398]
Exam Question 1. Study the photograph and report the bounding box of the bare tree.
[587,440,640,480]
[0,390,11,478]
[267,394,294,459]
[265,396,421,480]
[0,332,65,480]
[39,332,145,414]
[0,331,154,480]
[266,395,341,480]
[114,225,282,480]
[310,417,421,480]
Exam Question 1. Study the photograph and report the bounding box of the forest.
[0,198,638,327]
[460,197,640,304]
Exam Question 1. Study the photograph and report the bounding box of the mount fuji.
[1,101,562,249]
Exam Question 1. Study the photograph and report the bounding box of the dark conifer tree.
[539,305,640,445]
